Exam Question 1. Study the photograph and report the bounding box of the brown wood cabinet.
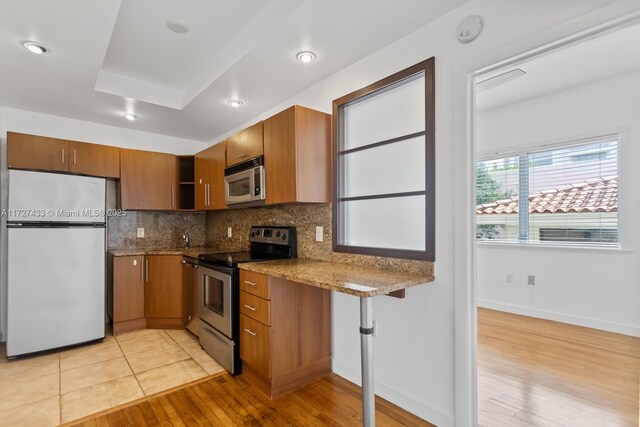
[119,149,178,210]
[263,105,330,205]
[7,132,120,178]
[195,141,227,210]
[145,255,183,325]
[111,256,146,334]
[239,270,331,399]
[226,122,263,166]
[68,140,120,178]
[110,255,185,334]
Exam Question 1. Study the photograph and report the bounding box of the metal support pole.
[360,297,375,427]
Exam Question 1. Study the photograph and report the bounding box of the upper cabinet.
[195,141,226,210]
[119,149,178,210]
[68,140,120,178]
[226,122,263,166]
[7,132,120,178]
[263,105,330,205]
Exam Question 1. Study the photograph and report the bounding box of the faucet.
[182,232,190,249]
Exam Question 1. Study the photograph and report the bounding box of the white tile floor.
[0,329,225,426]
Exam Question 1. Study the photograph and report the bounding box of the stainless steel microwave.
[224,156,265,205]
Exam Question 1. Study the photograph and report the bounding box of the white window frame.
[476,134,621,249]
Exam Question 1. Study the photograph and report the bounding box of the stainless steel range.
[197,226,297,374]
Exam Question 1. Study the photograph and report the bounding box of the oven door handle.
[202,274,209,310]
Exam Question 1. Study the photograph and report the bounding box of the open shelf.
[178,156,195,210]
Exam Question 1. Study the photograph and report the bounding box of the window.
[332,58,435,261]
[476,137,619,247]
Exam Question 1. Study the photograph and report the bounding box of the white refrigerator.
[6,170,106,357]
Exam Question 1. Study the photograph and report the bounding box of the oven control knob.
[281,233,287,240]
[276,231,281,237]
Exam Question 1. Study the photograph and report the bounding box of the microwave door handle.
[249,169,256,198]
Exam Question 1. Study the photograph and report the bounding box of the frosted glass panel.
[343,74,425,150]
[342,136,425,197]
[342,196,425,251]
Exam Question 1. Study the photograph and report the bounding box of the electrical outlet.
[227,227,233,238]
[136,228,144,238]
[315,226,324,242]
[506,274,513,283]
[527,275,536,286]
[373,320,379,338]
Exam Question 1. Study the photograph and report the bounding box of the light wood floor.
[478,308,640,426]
[69,373,432,426]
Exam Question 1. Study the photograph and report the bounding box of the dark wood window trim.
[332,57,435,262]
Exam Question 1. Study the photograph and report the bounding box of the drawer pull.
[244,280,257,286]
[237,153,248,159]
[243,304,257,311]
[244,328,257,336]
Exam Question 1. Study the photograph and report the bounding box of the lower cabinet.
[110,255,185,334]
[239,270,331,398]
[112,256,145,333]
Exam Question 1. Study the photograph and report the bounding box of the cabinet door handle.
[237,153,248,159]
[73,149,77,165]
[207,183,211,206]
[61,148,65,164]
[145,259,149,283]
[171,186,175,208]
[243,304,257,311]
[140,259,144,282]
[243,328,257,336]
[203,184,208,207]
[244,280,256,287]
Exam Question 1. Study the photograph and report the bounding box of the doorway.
[470,19,640,426]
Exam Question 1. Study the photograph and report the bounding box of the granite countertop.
[108,247,224,258]
[238,258,434,297]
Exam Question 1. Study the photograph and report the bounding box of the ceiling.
[0,0,468,142]
[476,22,640,111]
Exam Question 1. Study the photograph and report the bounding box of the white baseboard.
[331,360,454,427]
[478,299,640,338]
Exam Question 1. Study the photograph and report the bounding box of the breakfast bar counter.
[238,258,434,297]
[238,258,434,427]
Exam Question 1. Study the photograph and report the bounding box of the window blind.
[476,138,619,247]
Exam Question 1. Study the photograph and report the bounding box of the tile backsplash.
[108,211,206,249]
[205,204,433,275]
[108,204,433,276]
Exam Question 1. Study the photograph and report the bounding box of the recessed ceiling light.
[296,51,316,63]
[22,41,50,55]
[123,113,139,121]
[227,99,243,108]
[166,20,189,34]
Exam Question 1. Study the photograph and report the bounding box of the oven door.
[198,265,233,338]
[225,166,264,205]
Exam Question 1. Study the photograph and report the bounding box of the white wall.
[198,1,635,425]
[0,106,207,154]
[0,106,207,344]
[476,70,640,337]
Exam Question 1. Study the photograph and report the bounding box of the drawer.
[239,270,270,300]
[240,291,270,326]
[240,314,271,379]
